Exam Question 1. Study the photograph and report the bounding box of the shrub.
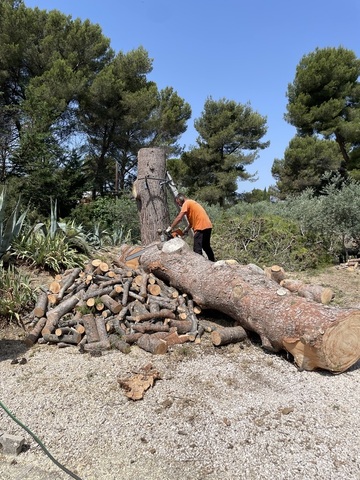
[13,232,88,273]
[69,194,140,243]
[212,214,328,270]
[0,263,36,324]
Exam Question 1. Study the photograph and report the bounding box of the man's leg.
[202,228,215,261]
[193,230,203,255]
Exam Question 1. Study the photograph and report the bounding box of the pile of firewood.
[337,257,360,270]
[25,256,239,355]
[24,255,342,357]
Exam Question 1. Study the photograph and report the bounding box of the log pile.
[338,257,360,271]
[25,253,219,355]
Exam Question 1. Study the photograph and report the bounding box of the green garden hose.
[0,399,83,480]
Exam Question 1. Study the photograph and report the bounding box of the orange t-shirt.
[181,199,212,231]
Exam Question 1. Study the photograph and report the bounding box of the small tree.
[178,97,269,206]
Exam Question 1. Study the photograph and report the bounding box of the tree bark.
[24,317,47,346]
[57,267,82,302]
[43,294,82,334]
[211,326,248,346]
[139,238,360,373]
[109,334,131,354]
[33,291,48,318]
[135,147,171,244]
[280,279,334,304]
[136,333,168,354]
[81,314,100,343]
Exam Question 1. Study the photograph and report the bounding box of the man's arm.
[170,211,186,229]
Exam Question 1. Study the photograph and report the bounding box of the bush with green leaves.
[85,222,132,248]
[270,177,360,261]
[0,263,36,323]
[212,213,329,270]
[69,194,139,244]
[13,198,90,273]
[14,230,89,273]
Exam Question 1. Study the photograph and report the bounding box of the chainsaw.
[124,228,185,262]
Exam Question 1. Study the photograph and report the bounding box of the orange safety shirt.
[181,199,212,231]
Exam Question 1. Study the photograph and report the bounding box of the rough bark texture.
[33,291,48,318]
[211,326,248,346]
[139,238,360,373]
[134,147,171,244]
[24,317,47,346]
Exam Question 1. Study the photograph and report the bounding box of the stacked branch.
[26,253,210,355]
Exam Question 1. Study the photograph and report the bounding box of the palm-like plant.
[14,198,90,272]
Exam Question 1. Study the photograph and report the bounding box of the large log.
[138,238,360,373]
[33,291,48,318]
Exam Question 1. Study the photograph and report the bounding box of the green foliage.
[266,177,360,260]
[0,187,27,260]
[239,188,271,204]
[149,86,192,155]
[212,213,323,271]
[179,97,269,206]
[0,263,36,323]
[85,222,132,248]
[14,232,88,273]
[272,136,343,196]
[0,2,113,192]
[78,50,191,194]
[69,194,140,244]
[285,46,360,175]
[318,176,360,251]
[13,197,90,272]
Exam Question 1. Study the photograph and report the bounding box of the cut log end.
[284,312,360,373]
[322,313,360,372]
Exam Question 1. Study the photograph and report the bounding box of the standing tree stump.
[134,147,171,244]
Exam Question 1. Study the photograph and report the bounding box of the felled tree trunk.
[133,147,171,244]
[139,238,360,373]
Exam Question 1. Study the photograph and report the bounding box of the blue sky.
[25,0,360,192]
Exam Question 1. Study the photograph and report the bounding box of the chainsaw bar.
[125,246,150,261]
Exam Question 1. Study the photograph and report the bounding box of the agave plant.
[0,187,28,260]
[14,198,91,272]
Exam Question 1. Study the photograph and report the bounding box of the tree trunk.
[138,237,360,373]
[135,147,171,244]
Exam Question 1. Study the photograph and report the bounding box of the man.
[167,193,215,261]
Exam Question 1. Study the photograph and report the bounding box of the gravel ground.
[1,325,360,480]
